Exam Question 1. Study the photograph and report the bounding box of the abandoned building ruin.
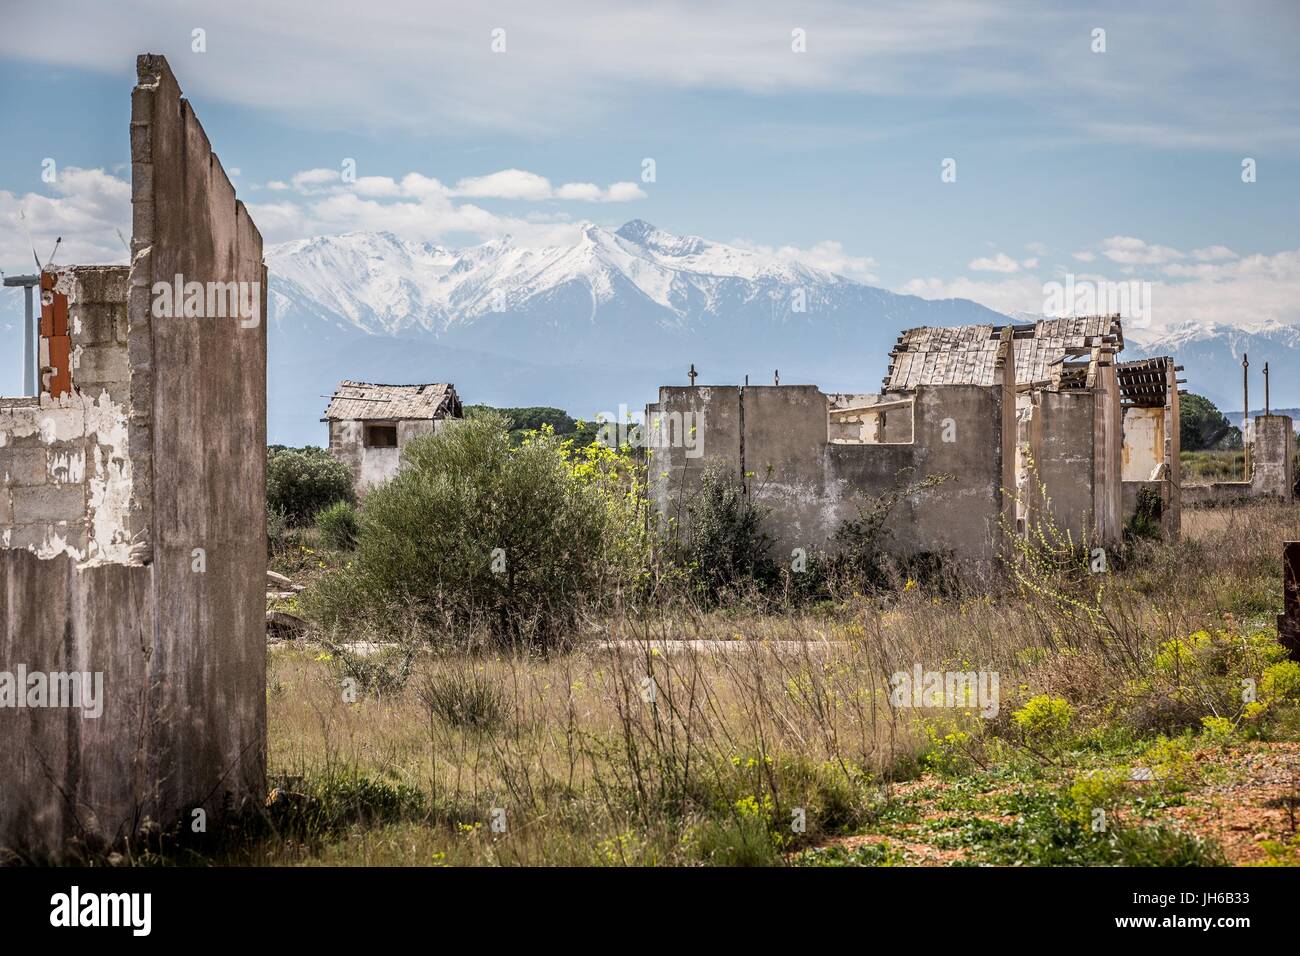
[1182,412,1297,506]
[647,317,1197,567]
[0,55,266,860]
[323,381,463,493]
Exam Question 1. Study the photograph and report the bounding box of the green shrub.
[268,446,355,526]
[829,473,952,593]
[677,461,776,602]
[1125,486,1163,541]
[316,500,359,551]
[267,504,290,556]
[303,413,644,651]
[1132,629,1292,734]
[1261,660,1300,704]
[1064,767,1128,827]
[1012,694,1074,749]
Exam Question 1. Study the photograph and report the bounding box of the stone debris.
[267,570,304,591]
[266,609,308,640]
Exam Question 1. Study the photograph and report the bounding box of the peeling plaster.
[0,388,138,567]
[48,449,86,483]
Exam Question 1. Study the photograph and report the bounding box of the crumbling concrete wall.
[1251,415,1295,499]
[1121,407,1163,480]
[328,418,438,492]
[1023,368,1124,548]
[1119,367,1181,537]
[647,373,1016,567]
[0,267,140,563]
[0,54,265,861]
[1182,414,1294,507]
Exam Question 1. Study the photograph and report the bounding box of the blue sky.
[2,0,1299,328]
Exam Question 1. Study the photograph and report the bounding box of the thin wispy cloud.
[2,0,1296,149]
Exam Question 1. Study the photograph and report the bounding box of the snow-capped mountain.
[1125,320,1300,415]
[267,220,891,341]
[263,220,1007,444]
[5,221,1297,445]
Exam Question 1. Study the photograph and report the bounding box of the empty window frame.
[364,423,398,448]
[828,397,915,444]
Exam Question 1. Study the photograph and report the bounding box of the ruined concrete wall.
[129,52,266,834]
[1121,407,1163,481]
[1026,372,1123,549]
[647,378,1013,566]
[1028,390,1095,543]
[1094,365,1124,545]
[329,418,437,493]
[1183,415,1293,508]
[1119,371,1182,538]
[1252,415,1295,500]
[0,54,265,860]
[0,267,141,563]
[830,384,1011,563]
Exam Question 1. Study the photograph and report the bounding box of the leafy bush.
[676,461,777,602]
[1125,486,1164,541]
[316,500,359,551]
[1064,767,1128,827]
[1261,660,1300,704]
[303,413,645,651]
[267,504,289,556]
[1012,694,1074,749]
[1130,628,1291,735]
[268,446,355,527]
[828,473,952,593]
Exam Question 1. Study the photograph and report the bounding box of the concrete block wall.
[1252,415,1295,499]
[1023,370,1124,549]
[0,267,140,564]
[0,54,266,861]
[1118,364,1181,538]
[647,375,1015,567]
[1182,414,1294,507]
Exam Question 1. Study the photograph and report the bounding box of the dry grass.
[241,500,1300,866]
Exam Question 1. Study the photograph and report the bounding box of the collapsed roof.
[322,381,461,422]
[883,316,1125,390]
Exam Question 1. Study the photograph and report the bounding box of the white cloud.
[603,182,648,203]
[1098,236,1185,265]
[969,252,1023,273]
[454,169,646,203]
[554,182,603,202]
[0,161,645,270]
[0,167,130,269]
[2,1,1293,148]
[1192,244,1238,261]
[455,169,553,201]
[290,167,342,192]
[1072,250,1097,262]
[903,242,1300,333]
[734,239,878,282]
[272,166,645,204]
[353,176,404,198]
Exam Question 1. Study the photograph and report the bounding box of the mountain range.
[2,220,1297,445]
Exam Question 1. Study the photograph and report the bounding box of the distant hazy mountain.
[4,222,1296,445]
